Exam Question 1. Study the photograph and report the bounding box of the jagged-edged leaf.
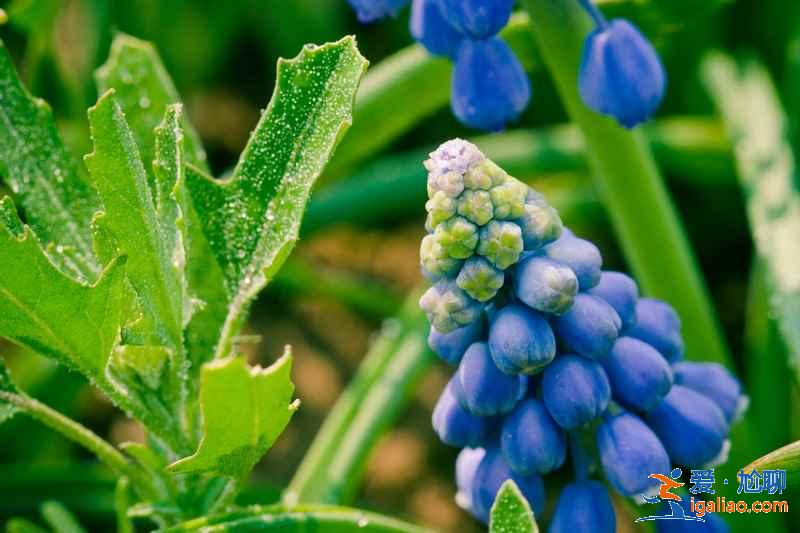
[0,196,126,379]
[94,33,231,367]
[95,33,208,175]
[168,351,297,477]
[0,356,20,424]
[186,36,368,358]
[0,38,100,280]
[489,480,539,533]
[84,93,186,353]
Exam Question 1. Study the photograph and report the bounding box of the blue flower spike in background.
[421,139,747,525]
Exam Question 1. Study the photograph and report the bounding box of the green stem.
[0,391,153,498]
[285,292,433,505]
[523,0,731,366]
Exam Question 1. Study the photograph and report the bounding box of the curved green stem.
[523,0,731,366]
[0,391,154,498]
[285,292,433,505]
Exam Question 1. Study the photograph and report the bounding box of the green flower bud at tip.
[490,177,528,220]
[456,256,505,302]
[420,234,463,280]
[426,190,458,227]
[457,189,494,226]
[434,216,479,260]
[477,220,524,270]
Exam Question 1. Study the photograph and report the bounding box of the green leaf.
[0,197,126,380]
[702,53,800,379]
[40,501,87,533]
[168,351,298,478]
[0,356,20,424]
[0,38,100,280]
[743,440,800,474]
[185,36,367,359]
[84,92,186,353]
[94,33,227,368]
[161,504,431,533]
[95,33,208,175]
[489,480,539,533]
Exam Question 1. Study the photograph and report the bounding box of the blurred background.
[1,0,799,531]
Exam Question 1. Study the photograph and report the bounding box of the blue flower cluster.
[421,139,746,529]
[347,0,666,130]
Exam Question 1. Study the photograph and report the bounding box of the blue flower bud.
[513,255,578,315]
[603,336,673,412]
[419,280,482,333]
[420,234,462,281]
[544,231,602,290]
[516,191,563,250]
[434,216,480,259]
[452,37,531,131]
[471,447,545,523]
[552,293,621,360]
[627,298,684,363]
[673,362,747,424]
[410,0,462,57]
[457,189,494,225]
[455,342,527,416]
[597,412,670,496]
[578,19,666,128]
[477,220,524,269]
[587,271,639,329]
[489,177,528,220]
[456,256,505,302]
[347,0,410,23]
[438,0,514,39]
[489,304,556,374]
[432,378,493,447]
[549,480,616,533]
[646,385,729,468]
[455,447,486,513]
[501,398,566,475]
[428,320,483,365]
[542,354,611,429]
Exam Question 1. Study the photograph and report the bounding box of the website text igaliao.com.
[690,496,789,516]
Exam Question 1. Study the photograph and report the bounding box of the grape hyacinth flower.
[420,139,745,527]
[549,480,616,533]
[348,0,668,131]
[409,0,462,57]
[452,37,531,131]
[578,1,666,128]
[347,0,532,131]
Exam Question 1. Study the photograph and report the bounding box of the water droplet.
[357,515,368,528]
[139,96,151,109]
